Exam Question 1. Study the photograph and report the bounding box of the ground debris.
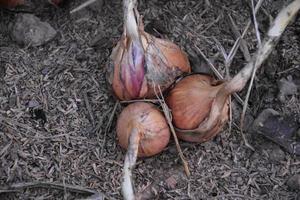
[10,13,57,47]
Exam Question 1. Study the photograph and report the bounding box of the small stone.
[27,99,40,108]
[277,76,298,103]
[41,67,50,75]
[251,108,300,155]
[287,174,300,190]
[268,146,285,162]
[165,176,177,189]
[11,14,57,47]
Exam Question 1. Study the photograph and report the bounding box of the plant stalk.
[122,125,141,200]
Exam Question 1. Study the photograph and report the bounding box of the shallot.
[116,102,170,199]
[107,0,191,100]
[166,74,229,142]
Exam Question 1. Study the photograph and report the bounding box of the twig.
[84,90,95,126]
[241,0,263,126]
[228,14,251,62]
[155,86,190,177]
[241,0,298,133]
[239,0,263,151]
[207,193,254,200]
[6,181,102,195]
[200,15,221,34]
[120,99,160,104]
[101,101,119,155]
[122,126,141,200]
[0,115,45,136]
[0,189,17,194]
[70,0,99,14]
[251,0,262,47]
[196,0,300,141]
[194,45,245,107]
[241,0,264,38]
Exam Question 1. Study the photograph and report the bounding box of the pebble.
[277,75,298,103]
[287,174,300,191]
[268,145,285,163]
[251,108,300,155]
[10,14,57,47]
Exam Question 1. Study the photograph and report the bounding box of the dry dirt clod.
[10,14,57,47]
[277,75,298,103]
[261,142,286,163]
[287,174,300,191]
[251,108,300,155]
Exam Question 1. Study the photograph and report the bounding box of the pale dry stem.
[216,0,300,136]
[186,0,300,139]
[122,126,141,200]
[154,86,190,177]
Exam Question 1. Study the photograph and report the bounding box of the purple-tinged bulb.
[121,41,145,99]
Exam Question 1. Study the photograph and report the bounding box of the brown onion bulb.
[117,102,170,157]
[107,0,190,100]
[0,0,24,8]
[166,74,229,143]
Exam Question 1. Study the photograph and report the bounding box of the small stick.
[84,90,95,126]
[101,101,119,155]
[241,0,263,126]
[120,99,160,104]
[194,0,300,136]
[122,125,141,200]
[251,0,262,47]
[195,45,245,107]
[70,0,98,14]
[228,14,251,62]
[239,0,263,151]
[155,86,190,177]
[6,181,101,195]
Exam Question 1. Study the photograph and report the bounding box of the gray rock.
[287,174,300,191]
[251,108,300,155]
[277,75,298,103]
[11,14,57,47]
[268,145,285,163]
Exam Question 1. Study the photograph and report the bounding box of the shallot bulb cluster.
[112,1,300,199]
[107,0,191,100]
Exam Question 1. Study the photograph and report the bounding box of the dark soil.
[0,0,300,199]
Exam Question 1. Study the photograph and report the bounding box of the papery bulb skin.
[0,0,24,8]
[166,74,229,143]
[116,102,170,157]
[141,32,191,97]
[120,40,146,99]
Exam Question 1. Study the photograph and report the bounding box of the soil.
[0,0,300,199]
